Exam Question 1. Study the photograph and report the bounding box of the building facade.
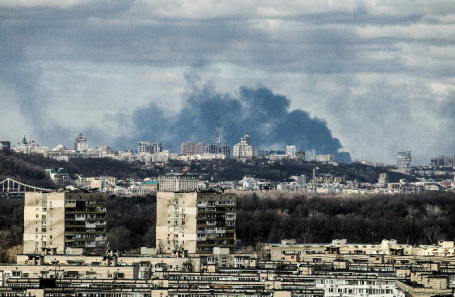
[233,135,256,159]
[286,145,296,158]
[23,192,107,255]
[158,173,199,192]
[156,190,236,254]
[206,144,231,158]
[398,151,412,173]
[74,133,89,152]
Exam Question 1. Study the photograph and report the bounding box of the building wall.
[156,191,236,254]
[158,174,198,192]
[24,192,107,255]
[24,193,65,254]
[156,192,198,253]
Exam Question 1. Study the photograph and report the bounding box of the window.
[36,214,39,218]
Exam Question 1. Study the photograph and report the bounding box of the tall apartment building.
[398,151,412,173]
[206,144,231,158]
[138,141,163,154]
[24,192,107,255]
[74,133,89,152]
[286,145,296,158]
[158,173,199,192]
[233,135,256,159]
[156,190,236,254]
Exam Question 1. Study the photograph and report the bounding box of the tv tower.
[216,115,221,154]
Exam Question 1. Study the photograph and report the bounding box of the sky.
[1,0,455,165]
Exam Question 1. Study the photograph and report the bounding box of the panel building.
[398,151,412,173]
[23,192,107,255]
[205,144,231,158]
[158,173,199,192]
[138,141,163,154]
[156,190,236,254]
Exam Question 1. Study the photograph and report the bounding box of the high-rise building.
[138,141,162,154]
[138,141,152,153]
[23,192,107,255]
[181,142,196,155]
[74,133,89,152]
[286,145,296,158]
[233,135,256,159]
[398,151,412,173]
[156,190,236,254]
[206,144,231,158]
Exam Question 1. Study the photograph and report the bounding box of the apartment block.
[398,150,412,173]
[24,192,107,255]
[156,190,236,254]
[158,173,199,192]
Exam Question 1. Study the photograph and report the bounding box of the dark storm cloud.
[122,84,348,159]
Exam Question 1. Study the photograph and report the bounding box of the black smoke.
[121,84,350,162]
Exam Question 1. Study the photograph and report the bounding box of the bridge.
[0,178,53,193]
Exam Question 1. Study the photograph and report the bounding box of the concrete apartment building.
[398,150,412,173]
[156,190,236,254]
[23,192,107,255]
[158,173,199,192]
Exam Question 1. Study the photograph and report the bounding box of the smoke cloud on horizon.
[121,84,350,162]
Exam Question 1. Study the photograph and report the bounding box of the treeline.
[236,191,455,246]
[2,191,455,260]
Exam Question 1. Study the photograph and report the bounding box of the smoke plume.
[122,84,350,162]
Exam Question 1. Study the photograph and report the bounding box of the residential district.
[2,134,455,195]
[2,180,455,297]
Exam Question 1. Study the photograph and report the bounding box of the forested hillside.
[0,151,161,188]
[2,191,455,261]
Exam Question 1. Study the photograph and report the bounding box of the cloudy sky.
[1,0,455,165]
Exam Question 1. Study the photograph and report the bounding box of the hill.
[0,150,161,188]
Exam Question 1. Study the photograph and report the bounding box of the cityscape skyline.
[4,132,451,166]
[1,1,455,166]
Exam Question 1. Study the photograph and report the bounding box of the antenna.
[216,115,221,154]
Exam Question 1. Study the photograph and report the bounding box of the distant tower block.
[397,151,412,173]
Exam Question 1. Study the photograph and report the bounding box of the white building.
[233,135,256,159]
[158,173,199,192]
[286,145,296,158]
